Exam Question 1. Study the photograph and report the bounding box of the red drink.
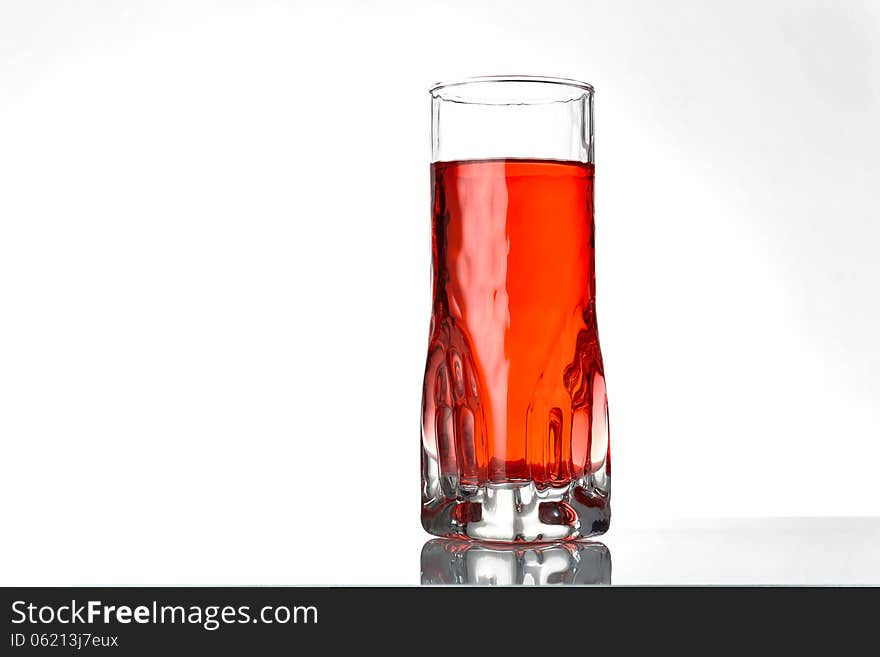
[422,158,609,540]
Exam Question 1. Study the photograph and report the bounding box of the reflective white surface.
[419,518,880,586]
[604,518,880,586]
[311,518,880,585]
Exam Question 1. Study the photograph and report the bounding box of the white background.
[1,1,879,585]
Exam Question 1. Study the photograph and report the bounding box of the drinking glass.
[421,76,610,541]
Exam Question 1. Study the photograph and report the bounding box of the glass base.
[421,478,610,542]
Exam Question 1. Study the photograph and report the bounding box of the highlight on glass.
[421,76,610,542]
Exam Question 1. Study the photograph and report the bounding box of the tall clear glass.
[421,76,610,541]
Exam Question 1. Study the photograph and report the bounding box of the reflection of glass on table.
[421,539,611,586]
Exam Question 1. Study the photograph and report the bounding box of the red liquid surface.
[424,158,608,488]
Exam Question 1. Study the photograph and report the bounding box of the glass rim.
[430,75,595,103]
